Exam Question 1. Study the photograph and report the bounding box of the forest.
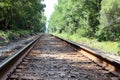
[49,0,120,54]
[0,0,46,41]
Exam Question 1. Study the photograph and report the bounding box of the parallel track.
[0,34,120,80]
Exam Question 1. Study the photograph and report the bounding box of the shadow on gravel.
[27,50,117,80]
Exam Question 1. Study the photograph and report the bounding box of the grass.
[0,30,33,43]
[0,31,9,42]
[52,33,119,55]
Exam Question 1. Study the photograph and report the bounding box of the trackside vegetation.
[49,0,120,55]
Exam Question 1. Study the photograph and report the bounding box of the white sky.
[43,0,58,21]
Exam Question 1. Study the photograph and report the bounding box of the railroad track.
[0,34,120,80]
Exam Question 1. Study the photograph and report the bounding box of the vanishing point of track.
[0,34,120,80]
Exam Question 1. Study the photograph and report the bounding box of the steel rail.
[51,34,120,77]
[0,34,43,80]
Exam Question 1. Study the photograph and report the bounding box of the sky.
[43,0,58,32]
[43,0,58,21]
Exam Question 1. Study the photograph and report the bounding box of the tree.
[97,0,120,41]
[49,0,101,37]
[0,0,46,32]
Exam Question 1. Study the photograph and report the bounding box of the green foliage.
[0,0,46,32]
[97,0,120,41]
[49,0,120,42]
[49,0,101,37]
